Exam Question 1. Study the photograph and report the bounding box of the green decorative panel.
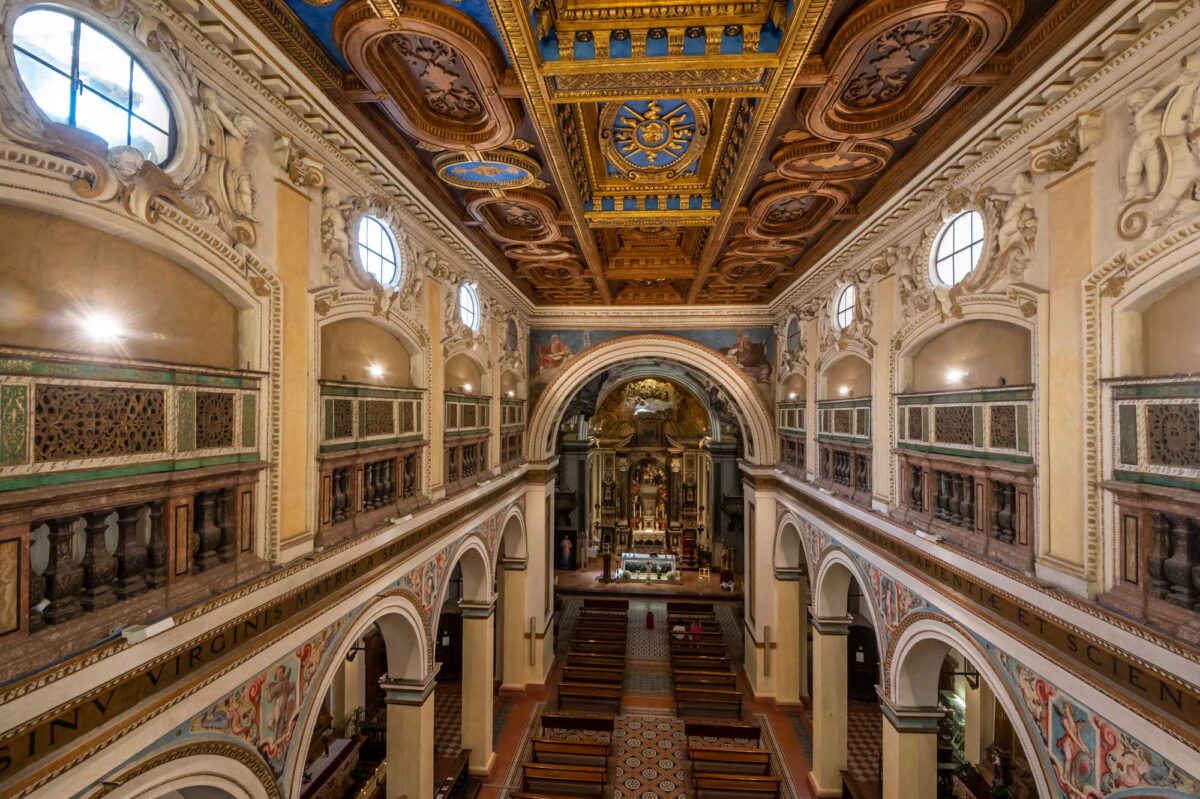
[177,389,196,452]
[973,405,984,448]
[241,393,257,449]
[323,398,335,441]
[0,384,28,466]
[1118,404,1137,466]
[1017,405,1030,453]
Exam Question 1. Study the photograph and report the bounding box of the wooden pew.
[521,762,606,798]
[688,745,772,775]
[674,669,737,689]
[567,653,624,669]
[540,713,615,735]
[669,641,727,657]
[666,630,724,644]
[558,682,622,714]
[562,666,624,685]
[674,687,743,720]
[570,638,625,654]
[693,773,780,799]
[684,720,761,745]
[667,601,714,615]
[671,655,731,671]
[583,598,629,611]
[530,738,610,767]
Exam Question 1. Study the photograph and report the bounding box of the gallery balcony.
[892,386,1037,573]
[0,349,267,681]
[500,396,526,469]
[445,392,492,497]
[1099,375,1200,645]
[815,397,871,506]
[316,380,427,548]
[777,400,806,478]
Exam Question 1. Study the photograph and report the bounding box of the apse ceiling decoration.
[243,0,1088,304]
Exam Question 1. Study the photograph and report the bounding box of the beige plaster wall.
[783,372,807,399]
[0,205,239,368]
[909,320,1032,392]
[445,352,483,393]
[1142,272,1200,376]
[320,318,414,387]
[821,355,870,399]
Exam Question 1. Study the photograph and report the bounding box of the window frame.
[12,7,176,164]
[834,284,857,331]
[786,317,801,351]
[355,214,402,288]
[459,283,481,332]
[931,209,986,287]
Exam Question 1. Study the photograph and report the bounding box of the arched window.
[356,215,401,286]
[459,283,480,331]
[932,210,984,286]
[786,318,801,351]
[505,319,519,351]
[835,285,856,330]
[13,8,174,164]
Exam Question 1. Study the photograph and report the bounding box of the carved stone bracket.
[273,134,325,189]
[1029,110,1102,175]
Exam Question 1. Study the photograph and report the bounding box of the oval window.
[13,8,174,163]
[835,285,856,330]
[932,210,984,286]
[356,215,401,286]
[459,283,480,331]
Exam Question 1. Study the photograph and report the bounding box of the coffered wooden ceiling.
[240,0,1101,304]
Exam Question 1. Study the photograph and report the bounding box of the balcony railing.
[500,397,525,468]
[1100,375,1200,644]
[816,398,871,503]
[445,393,491,496]
[0,349,266,680]
[445,392,490,437]
[317,381,426,547]
[777,401,806,436]
[893,386,1036,572]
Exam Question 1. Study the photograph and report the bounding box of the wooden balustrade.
[445,435,490,497]
[779,433,805,477]
[816,441,871,505]
[317,445,424,548]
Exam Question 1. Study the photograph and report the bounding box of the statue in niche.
[1120,51,1200,239]
[196,84,258,237]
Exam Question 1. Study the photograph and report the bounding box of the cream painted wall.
[320,318,415,387]
[821,355,871,399]
[445,352,483,393]
[1142,272,1200,376]
[908,320,1032,392]
[0,205,239,368]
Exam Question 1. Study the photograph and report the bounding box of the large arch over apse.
[527,334,777,466]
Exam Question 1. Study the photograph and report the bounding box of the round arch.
[774,512,812,572]
[592,363,727,445]
[816,349,872,400]
[892,304,1036,394]
[94,745,277,799]
[886,617,1053,799]
[813,548,886,663]
[498,504,527,563]
[443,344,492,395]
[433,537,494,637]
[284,593,429,798]
[316,301,430,389]
[527,334,776,465]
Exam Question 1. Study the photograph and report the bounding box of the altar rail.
[0,349,267,680]
[1099,375,1200,644]
[893,386,1036,572]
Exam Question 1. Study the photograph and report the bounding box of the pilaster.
[809,615,850,798]
[880,695,943,799]
[460,600,496,775]
[382,669,438,799]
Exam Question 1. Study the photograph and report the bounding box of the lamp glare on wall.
[367,364,384,379]
[78,310,124,343]
[945,369,967,385]
[462,383,473,393]
[787,392,798,400]
[838,385,851,397]
[507,390,515,398]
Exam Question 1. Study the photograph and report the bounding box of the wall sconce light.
[945,368,967,385]
[462,383,473,393]
[78,310,125,343]
[838,385,851,397]
[787,392,798,400]
[506,389,516,398]
[367,364,384,379]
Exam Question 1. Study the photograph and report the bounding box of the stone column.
[461,599,496,775]
[382,671,437,799]
[524,462,558,684]
[809,615,850,798]
[880,697,942,799]
[964,677,995,767]
[500,558,528,691]
[773,569,809,707]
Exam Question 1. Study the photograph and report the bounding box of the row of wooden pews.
[557,599,628,715]
[685,719,782,798]
[513,713,614,799]
[668,603,743,722]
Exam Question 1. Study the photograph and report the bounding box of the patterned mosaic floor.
[432,680,513,757]
[792,700,882,786]
[612,712,689,799]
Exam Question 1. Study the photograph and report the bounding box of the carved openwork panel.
[34,385,166,461]
[362,400,396,437]
[907,406,925,441]
[195,392,235,450]
[934,405,974,446]
[834,409,852,434]
[1146,403,1200,469]
[331,399,354,440]
[800,0,1016,140]
[990,404,1018,450]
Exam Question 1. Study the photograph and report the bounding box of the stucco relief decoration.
[1029,111,1103,176]
[1119,50,1200,242]
[778,311,807,379]
[272,134,324,189]
[0,6,261,248]
[191,621,342,780]
[818,266,874,357]
[999,654,1200,798]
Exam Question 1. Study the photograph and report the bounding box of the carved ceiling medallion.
[800,1,1016,140]
[599,98,710,181]
[466,190,561,245]
[435,149,543,190]
[772,138,893,182]
[745,182,853,240]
